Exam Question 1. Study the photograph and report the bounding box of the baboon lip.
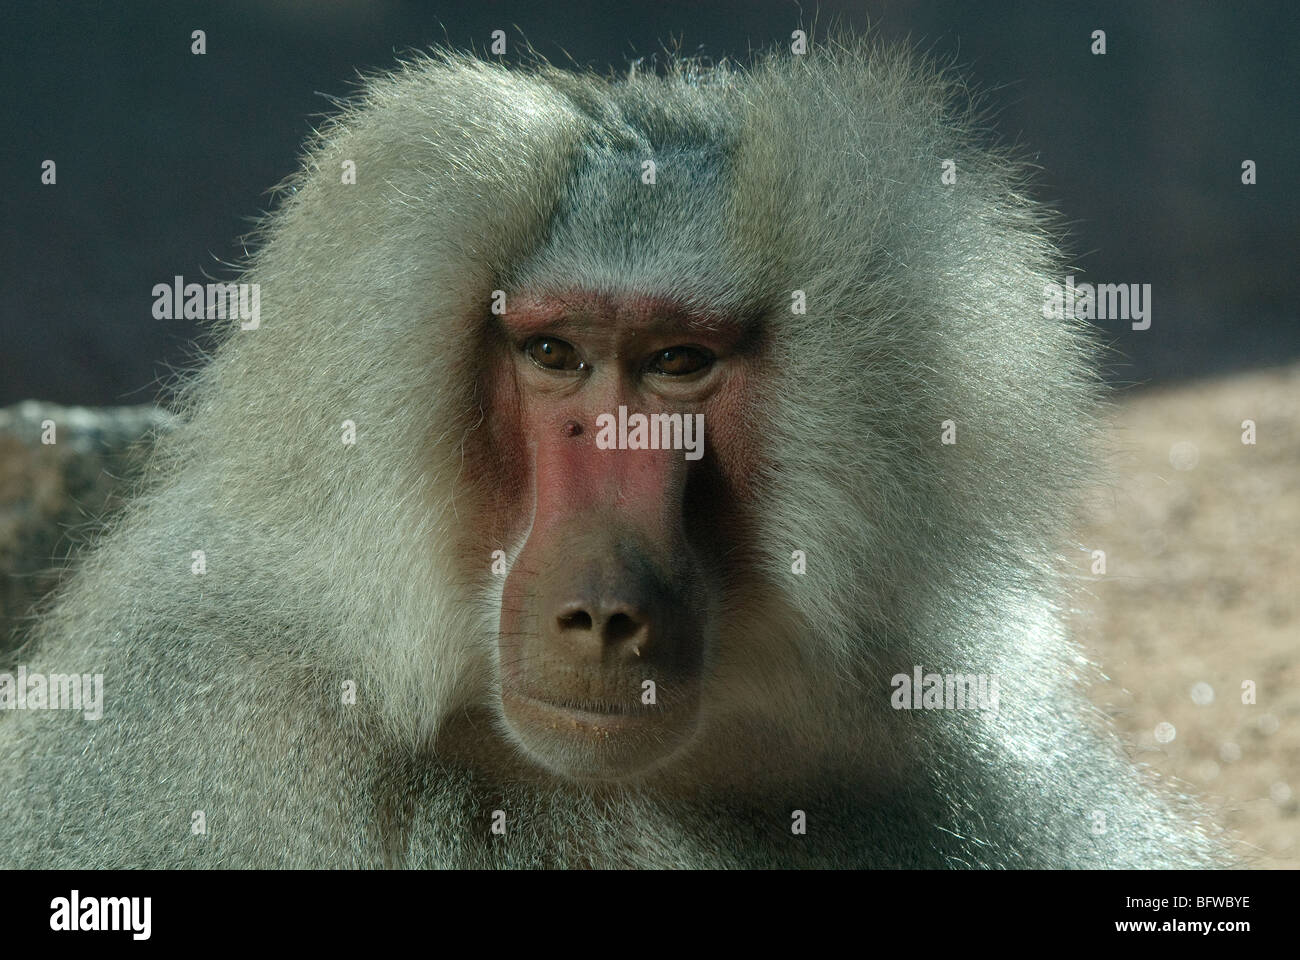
[505,693,661,730]
[500,690,697,780]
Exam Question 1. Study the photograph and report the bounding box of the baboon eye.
[526,337,584,372]
[648,346,712,376]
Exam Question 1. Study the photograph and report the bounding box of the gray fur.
[0,40,1227,867]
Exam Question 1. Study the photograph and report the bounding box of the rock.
[0,401,173,657]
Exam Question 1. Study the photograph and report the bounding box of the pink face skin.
[476,290,764,780]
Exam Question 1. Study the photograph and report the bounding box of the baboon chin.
[0,37,1230,868]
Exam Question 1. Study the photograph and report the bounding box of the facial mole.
[563,420,583,437]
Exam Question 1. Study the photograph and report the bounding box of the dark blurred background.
[2,0,1296,406]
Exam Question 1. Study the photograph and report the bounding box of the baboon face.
[483,290,763,780]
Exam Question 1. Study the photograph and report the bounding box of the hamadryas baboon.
[0,39,1227,868]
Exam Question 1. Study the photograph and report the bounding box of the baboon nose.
[555,601,653,658]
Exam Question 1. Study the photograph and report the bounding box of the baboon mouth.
[505,693,663,731]
[499,690,700,780]
[543,698,646,716]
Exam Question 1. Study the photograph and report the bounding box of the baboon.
[0,39,1226,868]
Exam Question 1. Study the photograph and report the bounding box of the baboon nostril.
[557,610,593,631]
[605,612,640,645]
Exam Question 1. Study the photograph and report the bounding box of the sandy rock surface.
[1073,363,1299,868]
